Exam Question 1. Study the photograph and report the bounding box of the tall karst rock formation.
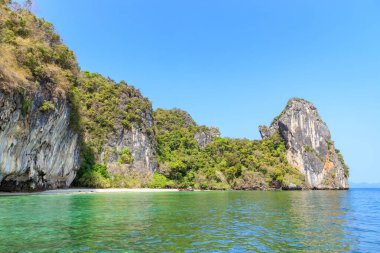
[73,72,157,187]
[0,3,157,191]
[259,98,349,189]
[0,2,80,191]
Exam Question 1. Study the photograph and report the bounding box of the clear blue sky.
[27,0,379,183]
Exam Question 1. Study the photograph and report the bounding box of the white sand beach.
[0,188,179,196]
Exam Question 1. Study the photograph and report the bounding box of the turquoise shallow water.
[0,189,380,252]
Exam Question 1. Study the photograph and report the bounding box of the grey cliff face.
[194,127,220,148]
[97,95,157,173]
[260,98,349,189]
[0,88,79,191]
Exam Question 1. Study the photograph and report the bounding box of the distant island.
[0,2,348,192]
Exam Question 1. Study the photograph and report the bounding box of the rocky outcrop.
[76,72,157,178]
[98,109,157,173]
[154,108,220,149]
[0,3,350,191]
[0,1,81,191]
[0,88,79,191]
[194,127,220,148]
[259,98,349,189]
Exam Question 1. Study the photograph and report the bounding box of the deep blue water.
[0,188,379,252]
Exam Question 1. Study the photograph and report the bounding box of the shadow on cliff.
[68,87,96,187]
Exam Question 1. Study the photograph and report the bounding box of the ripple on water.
[0,189,380,252]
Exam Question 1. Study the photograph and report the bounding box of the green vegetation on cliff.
[1,2,157,189]
[71,71,153,188]
[0,1,78,95]
[71,71,151,154]
[2,1,349,190]
[153,108,305,189]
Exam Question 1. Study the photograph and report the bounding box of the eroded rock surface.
[259,98,349,189]
[194,127,220,148]
[79,74,158,174]
[0,88,79,191]
[97,110,157,173]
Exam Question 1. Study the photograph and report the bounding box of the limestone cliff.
[0,88,79,191]
[0,2,158,190]
[194,127,220,148]
[259,98,349,189]
[0,2,350,191]
[0,2,80,191]
[98,125,157,173]
[73,72,157,187]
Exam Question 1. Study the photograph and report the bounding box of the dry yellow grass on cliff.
[0,1,79,96]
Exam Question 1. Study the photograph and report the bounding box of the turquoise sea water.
[0,189,379,252]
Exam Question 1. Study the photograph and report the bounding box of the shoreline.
[0,187,350,196]
[0,188,179,196]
